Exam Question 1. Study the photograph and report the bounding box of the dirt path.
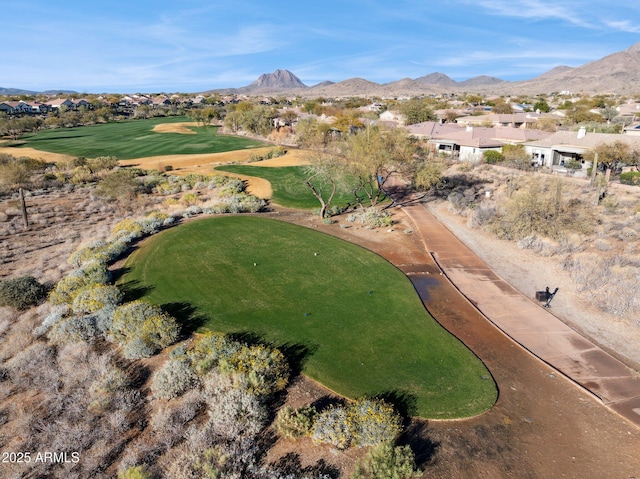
[272,207,640,479]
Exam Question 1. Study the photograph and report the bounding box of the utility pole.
[19,188,29,229]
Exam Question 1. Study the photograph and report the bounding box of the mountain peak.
[245,69,307,91]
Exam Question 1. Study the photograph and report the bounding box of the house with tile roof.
[405,122,551,162]
[524,127,640,168]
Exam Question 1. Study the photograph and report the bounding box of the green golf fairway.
[16,117,266,159]
[119,216,497,418]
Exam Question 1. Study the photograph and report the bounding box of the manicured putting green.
[120,216,496,418]
[17,117,266,159]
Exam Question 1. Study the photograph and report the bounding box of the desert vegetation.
[438,162,640,319]
[0,201,431,478]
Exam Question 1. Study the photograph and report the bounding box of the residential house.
[151,96,172,107]
[455,112,549,129]
[524,127,640,168]
[45,98,75,110]
[0,102,14,113]
[378,110,406,126]
[6,101,33,113]
[405,122,551,162]
[74,99,92,109]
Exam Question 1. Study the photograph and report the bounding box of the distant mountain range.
[216,41,640,96]
[3,42,640,97]
[0,87,78,96]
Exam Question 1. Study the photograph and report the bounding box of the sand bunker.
[151,122,199,134]
[0,146,74,164]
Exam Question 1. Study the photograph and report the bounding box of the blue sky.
[2,0,639,93]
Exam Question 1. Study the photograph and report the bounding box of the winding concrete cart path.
[402,203,640,427]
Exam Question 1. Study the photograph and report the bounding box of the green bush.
[564,159,583,170]
[483,150,504,164]
[72,283,123,315]
[110,300,180,358]
[351,444,420,479]
[620,171,640,185]
[311,404,352,449]
[49,263,111,305]
[0,276,47,310]
[86,156,118,173]
[218,344,290,396]
[311,398,402,450]
[349,398,402,447]
[118,465,152,479]
[275,406,317,438]
[186,331,242,375]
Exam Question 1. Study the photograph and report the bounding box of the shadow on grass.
[373,389,419,422]
[109,266,131,284]
[118,279,155,303]
[161,302,208,337]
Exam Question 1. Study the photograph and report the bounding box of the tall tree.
[343,125,416,206]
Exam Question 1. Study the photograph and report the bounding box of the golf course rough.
[120,216,497,419]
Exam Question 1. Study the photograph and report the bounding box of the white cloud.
[465,0,595,28]
[604,20,640,34]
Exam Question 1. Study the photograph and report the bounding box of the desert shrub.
[181,205,203,217]
[0,275,47,310]
[620,171,640,186]
[351,443,420,479]
[110,300,180,358]
[218,344,289,396]
[275,406,317,438]
[71,165,93,184]
[181,192,200,206]
[68,240,128,268]
[155,179,181,195]
[186,331,242,375]
[0,154,47,187]
[151,358,197,400]
[349,398,402,447]
[564,159,583,170]
[118,465,152,479]
[218,177,246,195]
[490,178,593,240]
[312,398,401,450]
[112,218,145,239]
[72,283,123,316]
[203,373,267,439]
[601,194,620,213]
[96,169,141,200]
[347,207,393,228]
[467,204,497,228]
[33,304,68,337]
[483,150,504,164]
[563,253,612,293]
[90,364,131,395]
[5,341,56,387]
[312,404,353,449]
[49,263,111,305]
[87,156,118,173]
[48,314,101,343]
[150,389,202,447]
